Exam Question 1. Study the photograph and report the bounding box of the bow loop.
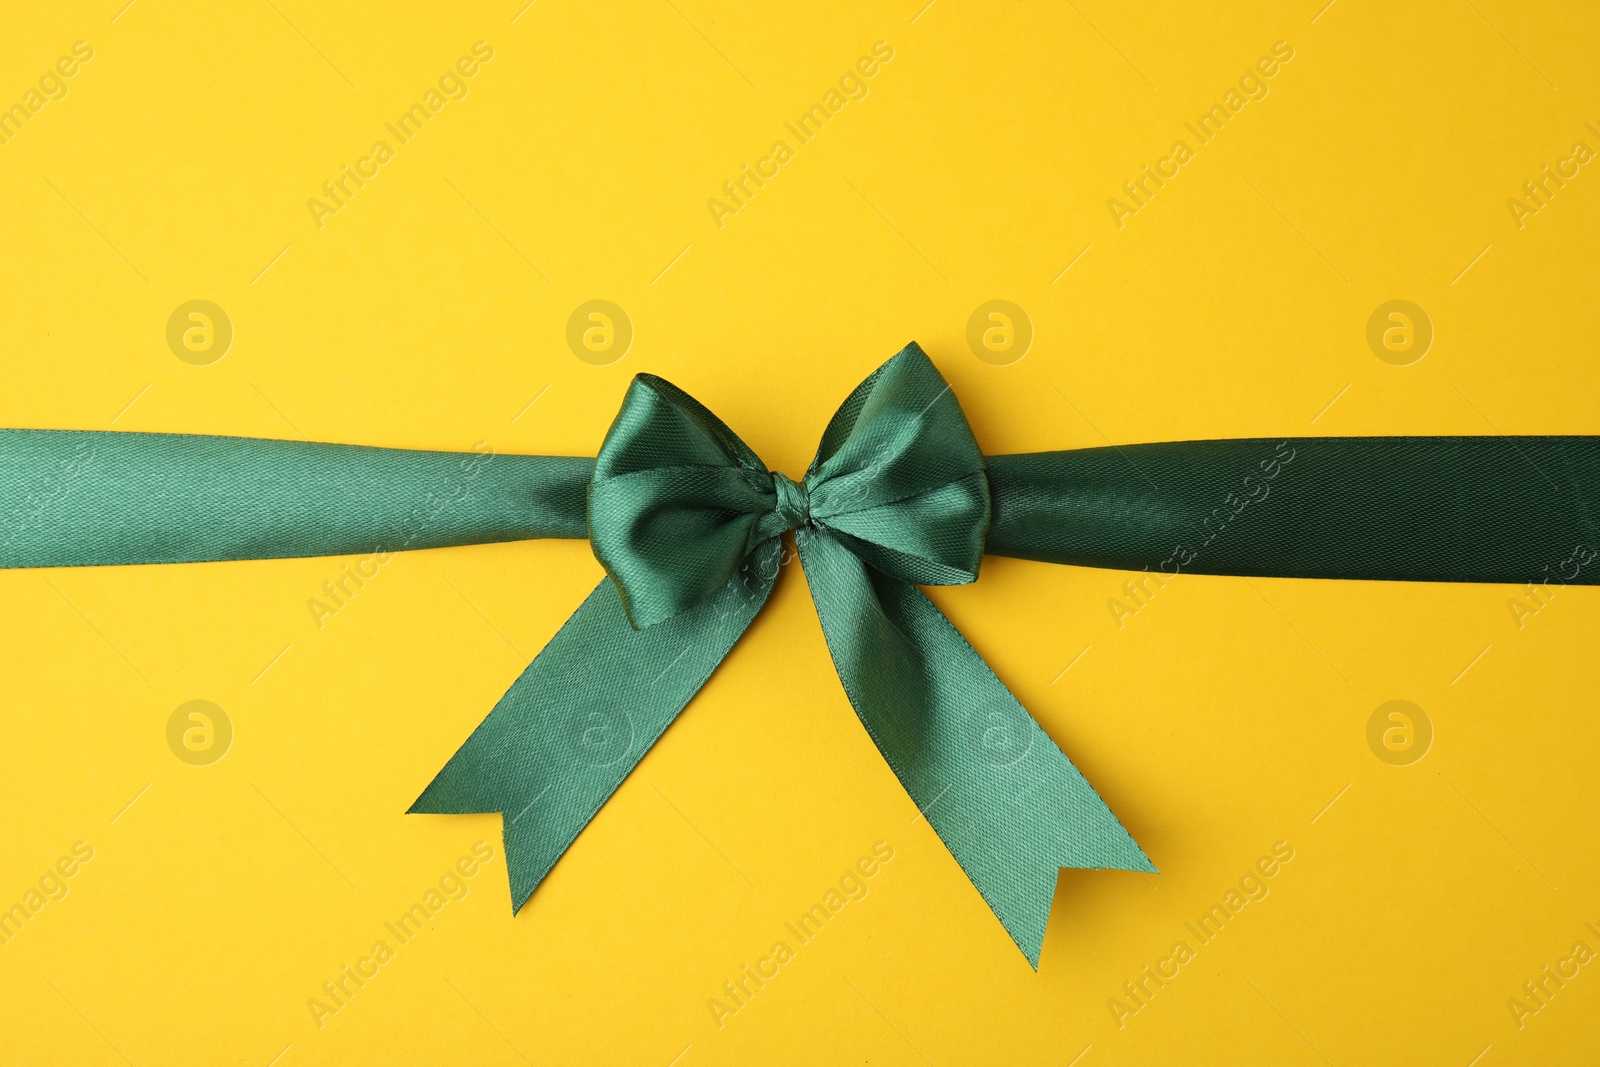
[803,343,990,586]
[587,373,778,629]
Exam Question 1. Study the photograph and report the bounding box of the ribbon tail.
[795,527,1151,967]
[409,539,781,912]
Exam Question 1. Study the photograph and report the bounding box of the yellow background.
[2,0,1598,1063]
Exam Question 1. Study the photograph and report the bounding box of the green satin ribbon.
[3,342,1596,966]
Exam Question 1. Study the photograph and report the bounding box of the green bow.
[414,344,1151,965]
[3,340,1597,966]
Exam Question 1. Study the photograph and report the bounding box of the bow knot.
[770,471,810,531]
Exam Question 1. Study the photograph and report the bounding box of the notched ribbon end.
[1010,851,1158,969]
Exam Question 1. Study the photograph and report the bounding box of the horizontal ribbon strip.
[0,428,590,568]
[10,430,1595,586]
[987,436,1600,584]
